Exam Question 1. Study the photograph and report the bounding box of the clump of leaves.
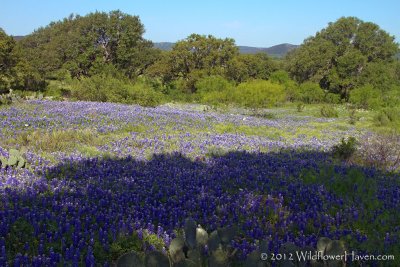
[0,89,22,105]
[320,105,338,118]
[373,108,399,127]
[332,137,357,161]
[250,109,276,119]
[297,103,305,112]
[0,148,27,169]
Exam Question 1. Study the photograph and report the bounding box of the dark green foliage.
[159,34,238,92]
[286,17,399,100]
[6,218,35,258]
[110,233,143,263]
[0,28,44,93]
[19,11,156,80]
[0,28,18,93]
[332,137,357,161]
[225,53,277,83]
[324,92,341,104]
[320,105,338,118]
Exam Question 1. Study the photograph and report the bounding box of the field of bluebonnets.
[1,100,399,266]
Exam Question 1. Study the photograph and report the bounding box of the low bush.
[349,84,382,109]
[233,80,286,108]
[332,137,358,161]
[298,81,325,104]
[357,132,400,172]
[297,103,305,112]
[324,92,341,104]
[320,105,338,118]
[0,89,22,105]
[70,75,164,107]
[195,75,233,106]
[373,107,399,127]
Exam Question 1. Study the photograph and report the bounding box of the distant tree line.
[1,11,399,109]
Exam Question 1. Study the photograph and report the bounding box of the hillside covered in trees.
[1,10,399,112]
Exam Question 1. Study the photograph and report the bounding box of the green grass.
[214,123,283,139]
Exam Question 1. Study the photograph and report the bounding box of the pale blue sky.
[1,0,399,47]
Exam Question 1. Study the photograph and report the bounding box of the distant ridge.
[13,36,298,58]
[12,35,25,41]
[153,42,299,57]
[153,42,175,51]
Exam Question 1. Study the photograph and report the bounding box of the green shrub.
[45,80,71,99]
[297,103,305,112]
[349,84,382,109]
[195,75,233,106]
[70,75,164,107]
[233,80,286,108]
[381,108,399,122]
[269,70,291,84]
[195,75,232,94]
[382,86,400,108]
[332,137,358,161]
[0,89,22,105]
[298,82,325,104]
[269,70,300,102]
[374,111,391,126]
[374,108,399,127]
[324,93,341,104]
[70,75,112,102]
[320,105,338,118]
[126,81,164,107]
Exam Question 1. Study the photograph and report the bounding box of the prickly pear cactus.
[0,148,27,169]
[117,251,145,267]
[115,218,346,267]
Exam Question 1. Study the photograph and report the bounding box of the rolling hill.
[153,42,299,57]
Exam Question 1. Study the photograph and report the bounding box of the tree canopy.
[19,10,156,79]
[286,17,399,100]
[0,28,19,92]
[1,13,399,109]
